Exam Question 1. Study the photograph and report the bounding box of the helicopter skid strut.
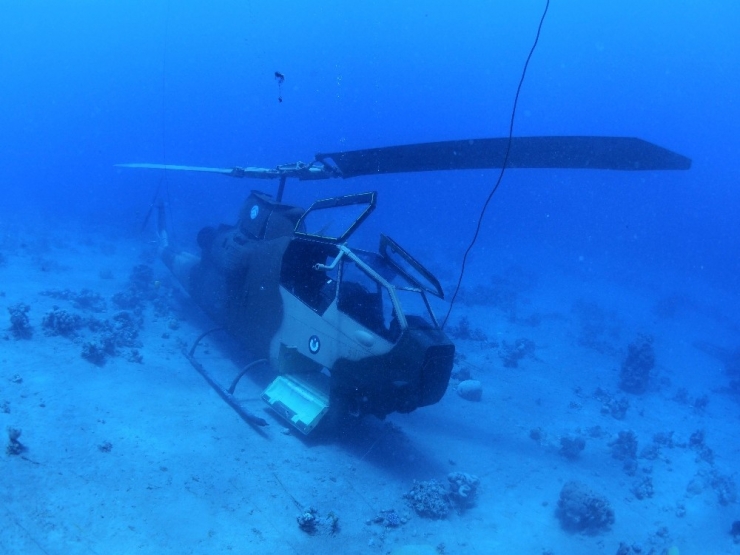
[184,327,270,432]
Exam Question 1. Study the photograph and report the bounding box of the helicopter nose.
[417,342,455,407]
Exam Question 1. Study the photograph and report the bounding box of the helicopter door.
[379,234,444,299]
[263,238,340,434]
[294,191,376,243]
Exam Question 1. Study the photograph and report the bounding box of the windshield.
[340,250,437,335]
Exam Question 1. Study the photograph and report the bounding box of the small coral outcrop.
[619,334,655,394]
[405,472,480,519]
[447,472,479,509]
[556,481,614,534]
[7,303,32,339]
[405,479,450,519]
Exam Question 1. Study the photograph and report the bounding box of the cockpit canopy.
[280,192,445,342]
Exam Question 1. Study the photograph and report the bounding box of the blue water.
[2,1,737,295]
[2,2,740,552]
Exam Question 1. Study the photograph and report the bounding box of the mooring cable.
[442,0,550,328]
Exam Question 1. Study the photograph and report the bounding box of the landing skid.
[183,327,270,431]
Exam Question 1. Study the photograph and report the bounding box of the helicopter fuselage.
[160,190,454,433]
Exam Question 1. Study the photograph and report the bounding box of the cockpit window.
[354,250,437,329]
[294,192,376,243]
[280,239,339,315]
[338,258,398,341]
[283,236,440,338]
[394,287,436,329]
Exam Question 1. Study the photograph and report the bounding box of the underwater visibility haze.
[1,1,739,554]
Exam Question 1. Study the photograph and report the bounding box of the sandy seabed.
[1,223,738,555]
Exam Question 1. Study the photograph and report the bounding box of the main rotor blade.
[115,162,236,175]
[316,136,692,178]
[115,162,332,180]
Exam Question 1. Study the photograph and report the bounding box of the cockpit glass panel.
[395,287,435,329]
[280,239,339,315]
[352,250,437,330]
[380,235,444,298]
[295,192,375,243]
[300,203,367,241]
[338,258,398,341]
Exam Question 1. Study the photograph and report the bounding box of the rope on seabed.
[1,501,54,555]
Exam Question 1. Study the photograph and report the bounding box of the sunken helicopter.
[119,136,691,434]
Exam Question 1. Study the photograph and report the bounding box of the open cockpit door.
[294,191,376,243]
[379,234,444,299]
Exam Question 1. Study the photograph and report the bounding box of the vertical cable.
[442,0,550,328]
